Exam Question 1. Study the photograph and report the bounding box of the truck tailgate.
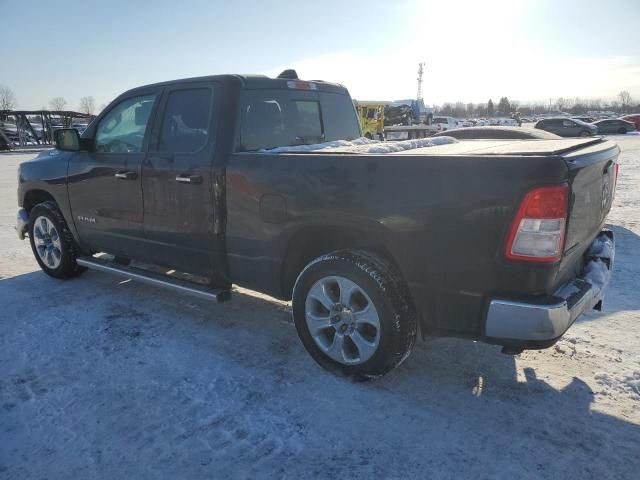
[559,139,620,282]
[395,136,619,293]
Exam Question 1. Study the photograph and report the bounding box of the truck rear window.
[239,90,360,151]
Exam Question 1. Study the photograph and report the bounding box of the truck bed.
[227,136,619,338]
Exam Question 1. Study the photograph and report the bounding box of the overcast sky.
[2,0,639,110]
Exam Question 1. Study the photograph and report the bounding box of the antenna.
[416,62,425,101]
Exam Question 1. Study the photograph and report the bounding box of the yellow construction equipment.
[354,101,388,140]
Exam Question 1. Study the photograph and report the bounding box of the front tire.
[28,201,86,279]
[292,250,417,378]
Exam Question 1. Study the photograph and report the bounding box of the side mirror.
[54,128,81,151]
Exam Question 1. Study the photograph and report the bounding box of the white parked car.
[432,116,458,130]
[490,117,519,126]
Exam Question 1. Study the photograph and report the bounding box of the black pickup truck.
[16,71,617,377]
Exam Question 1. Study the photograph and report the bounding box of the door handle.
[114,171,137,180]
[175,174,203,184]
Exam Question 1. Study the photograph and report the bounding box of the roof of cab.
[120,72,349,97]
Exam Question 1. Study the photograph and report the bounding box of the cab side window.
[240,96,324,150]
[95,95,156,153]
[294,100,323,143]
[158,88,213,153]
[562,120,574,127]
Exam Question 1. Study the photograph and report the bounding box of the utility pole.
[416,62,425,101]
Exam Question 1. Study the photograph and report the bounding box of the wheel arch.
[22,189,56,213]
[21,187,86,254]
[280,223,404,301]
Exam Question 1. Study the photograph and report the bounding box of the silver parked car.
[534,117,598,137]
[593,119,636,135]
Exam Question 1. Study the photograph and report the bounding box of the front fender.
[18,149,79,243]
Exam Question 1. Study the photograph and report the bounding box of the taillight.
[505,184,569,263]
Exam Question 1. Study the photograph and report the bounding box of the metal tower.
[416,62,425,101]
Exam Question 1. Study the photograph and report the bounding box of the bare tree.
[79,96,95,115]
[588,98,602,110]
[49,97,67,111]
[496,97,511,115]
[0,85,17,110]
[555,97,568,112]
[439,102,454,116]
[618,91,633,113]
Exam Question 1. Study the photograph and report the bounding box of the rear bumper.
[485,230,614,347]
[16,208,28,240]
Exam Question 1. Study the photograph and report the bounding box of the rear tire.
[28,201,86,279]
[292,250,417,378]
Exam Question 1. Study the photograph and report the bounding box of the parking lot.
[1,136,639,479]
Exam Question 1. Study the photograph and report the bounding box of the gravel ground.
[1,137,639,479]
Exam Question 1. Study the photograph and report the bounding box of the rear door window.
[158,88,212,153]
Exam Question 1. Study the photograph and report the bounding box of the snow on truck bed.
[260,136,457,153]
[261,136,608,156]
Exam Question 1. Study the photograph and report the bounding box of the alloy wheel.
[304,275,381,365]
[33,216,63,269]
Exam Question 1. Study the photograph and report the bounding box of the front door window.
[95,95,156,153]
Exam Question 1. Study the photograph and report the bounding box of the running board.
[76,256,231,302]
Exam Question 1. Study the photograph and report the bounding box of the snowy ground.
[1,137,639,479]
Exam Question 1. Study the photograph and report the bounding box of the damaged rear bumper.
[485,230,614,347]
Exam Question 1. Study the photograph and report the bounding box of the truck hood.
[18,149,72,186]
[29,148,72,162]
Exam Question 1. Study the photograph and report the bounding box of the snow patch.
[588,234,614,258]
[260,136,457,154]
[594,371,640,400]
[583,259,611,291]
[582,234,614,291]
